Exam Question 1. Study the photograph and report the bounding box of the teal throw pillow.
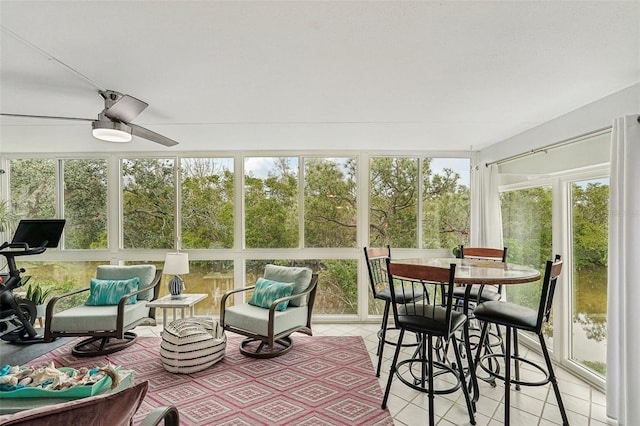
[248,278,295,311]
[86,277,140,306]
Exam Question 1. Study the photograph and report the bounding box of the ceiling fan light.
[92,120,132,142]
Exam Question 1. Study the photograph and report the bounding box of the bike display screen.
[10,219,66,248]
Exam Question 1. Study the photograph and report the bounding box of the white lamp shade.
[163,252,189,275]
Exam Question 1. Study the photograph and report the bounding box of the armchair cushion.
[248,278,295,311]
[263,265,312,307]
[86,277,139,306]
[49,302,150,332]
[224,303,309,336]
[96,265,157,301]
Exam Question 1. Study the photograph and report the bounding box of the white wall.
[478,83,640,166]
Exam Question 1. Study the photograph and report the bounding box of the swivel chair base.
[239,336,293,359]
[72,331,138,357]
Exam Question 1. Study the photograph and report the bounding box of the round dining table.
[392,257,541,285]
[391,257,542,406]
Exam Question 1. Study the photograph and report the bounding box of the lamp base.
[168,275,185,298]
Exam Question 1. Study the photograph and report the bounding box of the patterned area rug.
[27,333,394,425]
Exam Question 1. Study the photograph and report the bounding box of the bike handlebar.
[0,241,48,257]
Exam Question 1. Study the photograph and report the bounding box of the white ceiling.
[1,1,639,153]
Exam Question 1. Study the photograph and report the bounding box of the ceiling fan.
[0,90,178,147]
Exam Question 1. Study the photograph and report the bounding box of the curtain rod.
[484,126,612,168]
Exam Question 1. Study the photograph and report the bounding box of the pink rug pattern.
[27,333,394,425]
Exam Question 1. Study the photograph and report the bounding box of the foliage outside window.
[122,158,175,249]
[571,179,609,376]
[17,261,105,311]
[9,159,56,221]
[246,259,357,315]
[180,158,234,249]
[244,157,299,248]
[422,158,470,249]
[369,157,418,247]
[500,187,553,341]
[304,158,357,248]
[63,159,108,249]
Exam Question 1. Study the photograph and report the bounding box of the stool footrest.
[478,352,551,387]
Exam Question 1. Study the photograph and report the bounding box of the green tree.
[63,159,108,249]
[245,157,298,248]
[122,158,175,249]
[369,157,418,247]
[181,158,234,249]
[422,160,470,249]
[304,158,357,248]
[9,159,56,220]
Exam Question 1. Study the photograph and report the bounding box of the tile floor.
[138,320,605,426]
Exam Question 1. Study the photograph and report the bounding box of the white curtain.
[471,163,503,248]
[607,114,640,425]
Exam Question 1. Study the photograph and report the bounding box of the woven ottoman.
[160,317,227,374]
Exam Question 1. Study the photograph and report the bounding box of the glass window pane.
[122,158,175,249]
[181,158,234,249]
[9,159,56,220]
[571,178,609,376]
[304,158,357,248]
[17,261,106,312]
[369,157,418,248]
[246,259,357,315]
[244,157,298,249]
[422,158,470,249]
[63,159,108,249]
[500,187,553,342]
[132,259,233,316]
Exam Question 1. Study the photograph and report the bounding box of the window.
[501,186,554,343]
[422,158,470,249]
[180,158,234,249]
[246,259,357,315]
[63,159,108,249]
[570,178,609,376]
[121,158,175,249]
[304,157,357,248]
[4,152,470,323]
[369,157,470,249]
[244,157,298,249]
[369,157,418,247]
[9,159,56,220]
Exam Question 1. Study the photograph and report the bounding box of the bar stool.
[364,246,421,377]
[381,260,476,426]
[472,255,568,426]
[452,246,508,384]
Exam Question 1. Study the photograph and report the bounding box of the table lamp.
[163,252,189,298]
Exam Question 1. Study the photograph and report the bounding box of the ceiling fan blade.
[103,94,148,123]
[129,123,179,147]
[0,113,93,122]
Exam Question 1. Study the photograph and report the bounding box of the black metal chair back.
[536,254,563,331]
[381,259,475,425]
[363,245,391,300]
[386,260,458,338]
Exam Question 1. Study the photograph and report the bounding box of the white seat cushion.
[224,303,309,336]
[49,302,150,332]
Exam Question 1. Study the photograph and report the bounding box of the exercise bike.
[0,219,66,344]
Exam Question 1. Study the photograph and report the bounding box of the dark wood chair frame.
[44,269,162,357]
[220,273,318,359]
